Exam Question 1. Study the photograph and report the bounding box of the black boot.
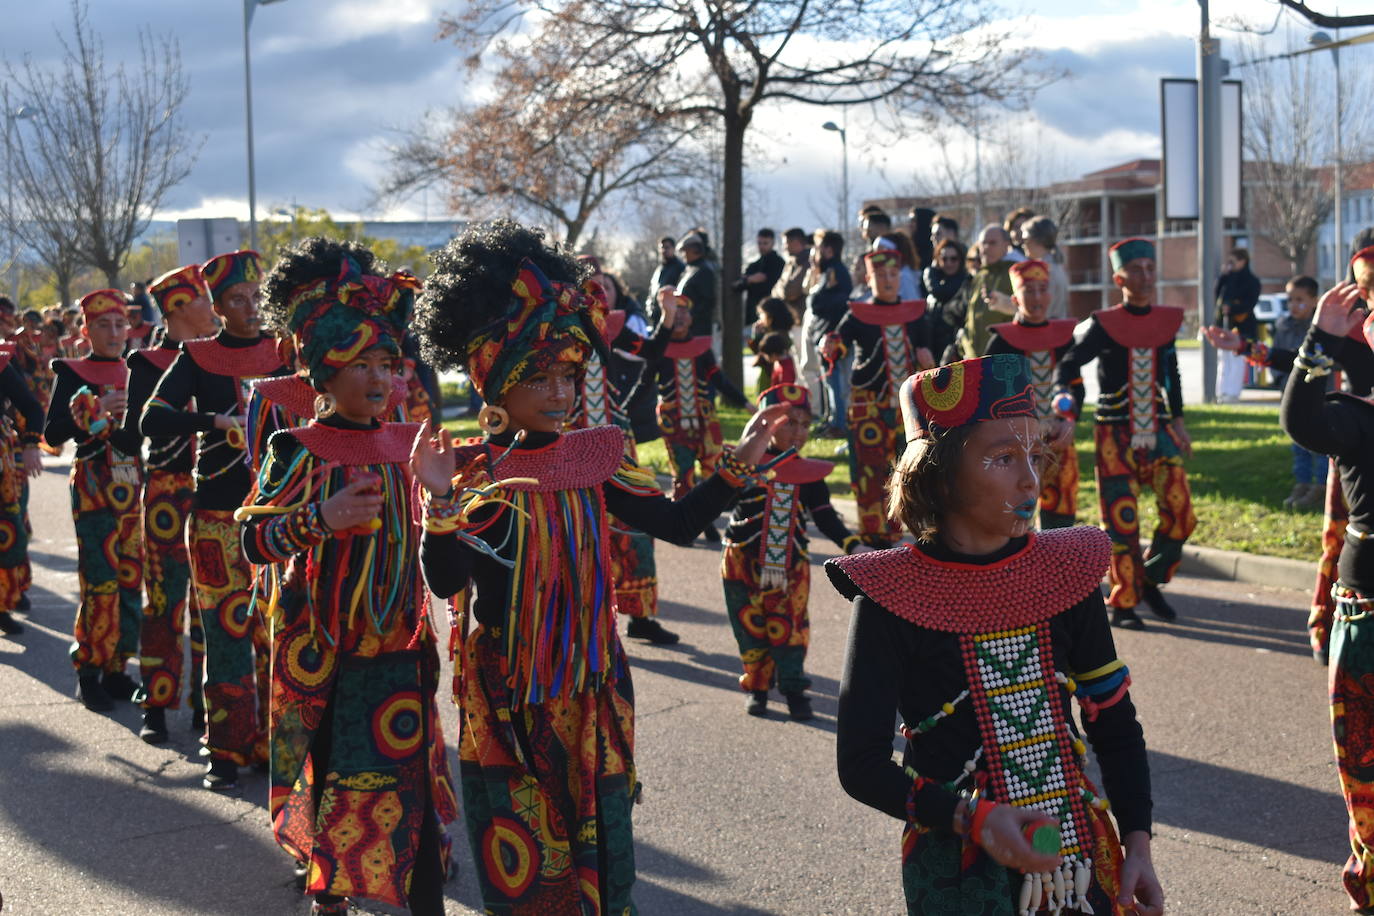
[0,611,23,635]
[139,706,169,745]
[783,691,814,721]
[190,700,205,733]
[310,894,349,915]
[1140,584,1178,621]
[102,670,141,702]
[626,617,680,645]
[76,667,114,711]
[204,756,239,791]
[1111,606,1146,631]
[745,690,768,717]
[15,593,30,612]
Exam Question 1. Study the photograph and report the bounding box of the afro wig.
[413,219,589,373]
[260,236,388,335]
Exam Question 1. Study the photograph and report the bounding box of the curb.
[1177,543,1314,592]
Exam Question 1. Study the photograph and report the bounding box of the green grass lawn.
[443,399,1323,561]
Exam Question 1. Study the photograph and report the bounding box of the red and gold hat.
[864,248,901,271]
[757,383,810,413]
[79,289,128,321]
[202,250,263,304]
[899,353,1036,442]
[1009,259,1050,290]
[149,264,210,317]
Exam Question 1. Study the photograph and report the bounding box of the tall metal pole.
[5,90,15,301]
[840,126,849,235]
[1197,0,1223,404]
[243,0,259,250]
[1334,37,1343,286]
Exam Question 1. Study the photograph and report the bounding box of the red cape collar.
[453,425,626,493]
[250,374,409,420]
[664,336,713,360]
[825,527,1109,633]
[184,335,285,378]
[848,299,926,326]
[1093,305,1184,349]
[53,357,127,388]
[989,318,1078,353]
[291,421,421,465]
[133,344,179,372]
[768,455,834,484]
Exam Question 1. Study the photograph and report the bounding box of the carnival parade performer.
[722,383,866,720]
[410,219,790,914]
[1055,238,1195,630]
[238,237,457,916]
[986,259,1084,529]
[141,249,292,789]
[823,247,933,546]
[122,264,219,742]
[1280,255,1374,912]
[831,353,1162,916]
[0,330,46,638]
[1,298,48,615]
[44,289,144,710]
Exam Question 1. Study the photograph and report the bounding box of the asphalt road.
[0,454,1353,915]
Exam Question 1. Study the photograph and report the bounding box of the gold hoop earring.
[314,393,336,419]
[477,404,510,436]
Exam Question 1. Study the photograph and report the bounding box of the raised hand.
[410,422,456,495]
[1314,281,1367,338]
[734,402,793,464]
[1202,325,1242,352]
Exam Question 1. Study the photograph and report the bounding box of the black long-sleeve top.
[651,344,750,413]
[1282,326,1374,593]
[832,537,1151,838]
[421,430,739,625]
[1214,267,1260,339]
[742,249,786,310]
[576,319,673,431]
[122,339,192,473]
[141,331,289,510]
[1055,305,1185,423]
[1248,334,1374,397]
[679,260,718,337]
[723,458,852,554]
[831,300,930,398]
[46,357,140,461]
[0,363,44,448]
[806,257,853,339]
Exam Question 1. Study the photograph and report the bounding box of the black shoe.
[102,670,140,702]
[1111,607,1146,631]
[626,617,680,645]
[784,691,814,721]
[746,690,768,717]
[14,593,29,612]
[700,523,722,545]
[0,611,23,635]
[191,702,205,733]
[76,668,114,712]
[1140,584,1178,621]
[139,707,169,745]
[293,859,310,890]
[204,757,239,791]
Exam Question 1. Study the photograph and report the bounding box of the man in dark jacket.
[803,229,852,433]
[648,236,686,322]
[735,228,786,314]
[678,232,718,337]
[1214,247,1261,402]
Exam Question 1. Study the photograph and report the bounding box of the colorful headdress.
[864,248,901,271]
[1009,259,1050,290]
[1352,246,1374,290]
[283,256,418,385]
[202,250,264,303]
[466,258,606,402]
[79,289,128,321]
[757,383,810,413]
[149,264,210,317]
[899,353,1036,441]
[577,254,603,274]
[1109,238,1155,272]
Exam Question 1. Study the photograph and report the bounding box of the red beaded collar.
[769,456,834,484]
[989,318,1077,354]
[1093,305,1183,349]
[664,336,713,360]
[826,527,1109,633]
[291,421,421,466]
[54,357,127,389]
[848,299,926,326]
[184,335,284,378]
[453,425,626,492]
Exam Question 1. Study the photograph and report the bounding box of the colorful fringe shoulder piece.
[663,336,713,360]
[488,425,625,492]
[848,299,926,326]
[184,335,284,378]
[290,421,421,466]
[1092,305,1183,349]
[988,318,1078,354]
[53,357,127,388]
[825,526,1109,633]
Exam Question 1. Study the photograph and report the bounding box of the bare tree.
[440,0,1049,385]
[3,1,200,288]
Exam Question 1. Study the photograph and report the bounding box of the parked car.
[1254,293,1289,328]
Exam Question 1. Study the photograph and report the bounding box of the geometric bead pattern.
[1026,349,1056,421]
[674,357,700,421]
[1128,346,1158,448]
[879,324,914,409]
[759,482,798,589]
[582,355,609,427]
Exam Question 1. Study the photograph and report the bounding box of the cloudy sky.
[0,0,1334,242]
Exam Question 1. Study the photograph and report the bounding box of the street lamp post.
[1310,30,1343,286]
[822,121,848,232]
[4,92,42,301]
[243,0,287,251]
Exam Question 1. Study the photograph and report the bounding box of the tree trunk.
[719,111,747,391]
[101,261,120,289]
[55,266,73,311]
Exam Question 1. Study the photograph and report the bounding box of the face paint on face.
[947,417,1044,548]
[321,346,402,425]
[500,360,580,435]
[215,281,262,338]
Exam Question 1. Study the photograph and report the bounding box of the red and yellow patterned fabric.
[659,397,723,499]
[722,540,811,693]
[138,470,199,709]
[1009,258,1050,289]
[1329,586,1374,910]
[202,250,263,303]
[847,388,903,545]
[79,289,127,321]
[150,264,210,317]
[69,450,143,671]
[1039,442,1079,529]
[900,353,1035,440]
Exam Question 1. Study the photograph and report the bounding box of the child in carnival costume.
[409,220,791,915]
[239,238,457,916]
[44,290,144,710]
[123,264,220,742]
[0,329,45,637]
[1054,238,1195,630]
[722,383,868,720]
[1280,252,1374,913]
[986,259,1084,529]
[822,247,934,546]
[831,353,1162,916]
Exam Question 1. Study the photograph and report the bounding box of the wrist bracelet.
[841,534,862,554]
[1294,341,1334,382]
[716,447,763,488]
[968,796,997,845]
